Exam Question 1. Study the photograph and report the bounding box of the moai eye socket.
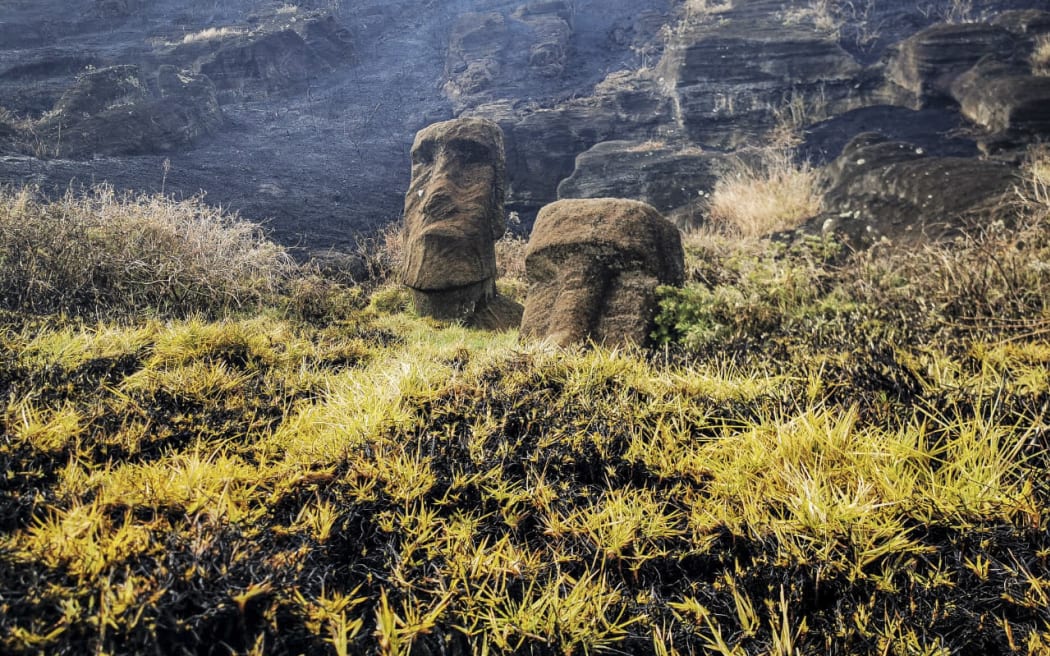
[413,140,437,167]
[448,139,491,166]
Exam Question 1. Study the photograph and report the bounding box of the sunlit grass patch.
[1033,35,1050,76]
[179,26,246,44]
[703,148,822,238]
[2,183,1050,654]
[2,304,1049,653]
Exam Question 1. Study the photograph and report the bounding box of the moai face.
[521,199,684,347]
[524,243,661,346]
[402,118,506,297]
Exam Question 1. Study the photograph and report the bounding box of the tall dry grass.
[704,148,822,238]
[1035,36,1050,76]
[782,0,841,33]
[684,0,733,19]
[179,26,245,44]
[0,185,294,316]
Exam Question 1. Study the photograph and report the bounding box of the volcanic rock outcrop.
[656,6,867,149]
[34,64,221,158]
[521,198,684,347]
[170,16,353,103]
[950,59,1050,143]
[402,118,522,330]
[557,140,723,220]
[444,1,572,113]
[814,133,1019,246]
[473,69,674,212]
[2,0,1049,248]
[885,22,1021,107]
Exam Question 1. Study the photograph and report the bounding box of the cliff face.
[0,0,1047,250]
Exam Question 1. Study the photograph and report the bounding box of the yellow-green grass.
[2,301,1048,655]
[2,170,1050,654]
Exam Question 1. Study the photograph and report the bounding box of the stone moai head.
[402,117,507,321]
[521,198,684,347]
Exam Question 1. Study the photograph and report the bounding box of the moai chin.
[402,118,510,323]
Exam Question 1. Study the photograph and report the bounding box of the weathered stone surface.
[2,0,1049,251]
[813,133,1018,246]
[51,64,146,117]
[402,118,522,329]
[800,105,979,163]
[0,51,100,118]
[444,3,573,113]
[514,1,572,77]
[885,22,1020,107]
[95,0,140,18]
[300,16,355,66]
[200,29,311,99]
[557,140,722,220]
[951,59,1050,138]
[522,198,683,347]
[160,15,353,104]
[657,11,865,148]
[444,12,507,104]
[609,9,668,61]
[990,9,1050,38]
[36,65,222,158]
[473,69,675,213]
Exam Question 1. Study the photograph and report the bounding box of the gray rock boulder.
[444,2,573,113]
[472,69,675,213]
[951,59,1050,139]
[35,65,222,158]
[990,9,1050,39]
[657,10,865,148]
[557,140,723,221]
[885,22,1020,107]
[521,198,683,347]
[167,15,352,103]
[814,133,1019,246]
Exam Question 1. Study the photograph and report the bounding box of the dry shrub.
[782,0,841,33]
[1026,144,1050,209]
[179,26,244,44]
[684,0,733,19]
[625,139,668,152]
[943,0,976,23]
[0,185,294,316]
[353,220,405,284]
[1035,36,1050,76]
[705,148,822,238]
[495,231,529,302]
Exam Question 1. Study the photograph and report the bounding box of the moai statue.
[402,117,522,329]
[521,198,684,347]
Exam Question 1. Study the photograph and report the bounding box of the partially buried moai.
[402,117,522,329]
[521,198,684,347]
